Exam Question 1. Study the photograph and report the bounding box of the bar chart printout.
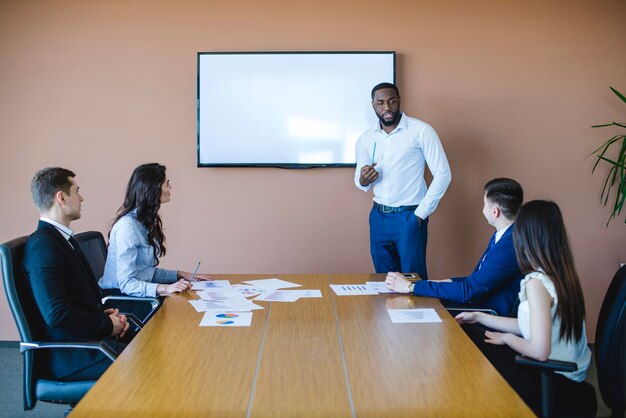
[330,284,379,296]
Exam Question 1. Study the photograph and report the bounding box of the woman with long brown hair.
[455,200,595,415]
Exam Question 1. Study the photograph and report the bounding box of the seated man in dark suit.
[385,178,524,316]
[23,167,129,381]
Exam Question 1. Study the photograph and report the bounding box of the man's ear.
[54,190,66,206]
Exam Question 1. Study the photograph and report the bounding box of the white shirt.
[354,113,452,219]
[494,223,512,244]
[517,271,591,382]
[40,217,73,244]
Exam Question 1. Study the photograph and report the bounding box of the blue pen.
[371,143,377,165]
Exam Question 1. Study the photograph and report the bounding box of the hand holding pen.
[359,163,379,187]
[359,142,379,187]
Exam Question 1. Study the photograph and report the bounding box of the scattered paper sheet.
[330,284,379,296]
[191,280,231,290]
[254,289,302,302]
[365,281,396,294]
[243,278,302,289]
[387,308,442,323]
[230,284,268,298]
[298,289,322,298]
[193,288,264,311]
[197,288,246,302]
[189,299,263,312]
[199,311,253,327]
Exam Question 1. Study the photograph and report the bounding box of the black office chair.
[446,295,519,318]
[446,307,498,316]
[594,264,626,417]
[516,265,626,417]
[0,236,118,411]
[73,231,160,323]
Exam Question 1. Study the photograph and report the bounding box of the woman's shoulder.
[111,212,144,236]
[520,270,557,300]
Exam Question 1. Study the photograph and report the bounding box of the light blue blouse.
[99,210,177,297]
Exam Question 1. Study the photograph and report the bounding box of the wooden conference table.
[71,274,534,417]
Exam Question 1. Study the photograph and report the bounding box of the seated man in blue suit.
[23,167,130,381]
[385,178,524,316]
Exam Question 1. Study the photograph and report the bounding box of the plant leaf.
[589,135,621,157]
[601,166,617,205]
[610,87,626,104]
[592,123,616,128]
[597,155,621,166]
[594,88,626,225]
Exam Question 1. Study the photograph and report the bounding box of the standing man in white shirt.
[354,82,451,279]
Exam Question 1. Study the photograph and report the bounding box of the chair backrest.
[594,264,626,412]
[73,231,107,279]
[0,236,46,344]
[1,235,47,410]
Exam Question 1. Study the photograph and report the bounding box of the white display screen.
[197,52,395,167]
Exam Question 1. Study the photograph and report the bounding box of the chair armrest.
[446,307,498,316]
[102,295,161,324]
[102,295,160,310]
[20,340,118,362]
[124,313,143,330]
[515,354,578,373]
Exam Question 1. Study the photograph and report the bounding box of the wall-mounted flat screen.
[197,51,396,167]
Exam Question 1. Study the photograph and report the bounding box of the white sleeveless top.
[517,271,591,382]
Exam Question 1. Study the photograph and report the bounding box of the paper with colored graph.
[199,312,253,327]
[191,280,231,291]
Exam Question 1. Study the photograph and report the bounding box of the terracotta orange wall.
[1,0,625,341]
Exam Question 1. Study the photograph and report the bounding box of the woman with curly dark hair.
[100,163,210,316]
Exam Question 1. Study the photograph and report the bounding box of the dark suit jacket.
[412,226,523,316]
[23,221,114,379]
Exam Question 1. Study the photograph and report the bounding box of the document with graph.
[387,308,442,323]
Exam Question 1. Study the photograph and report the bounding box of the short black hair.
[31,167,76,212]
[484,178,523,220]
[371,82,400,100]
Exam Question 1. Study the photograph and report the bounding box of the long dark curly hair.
[111,163,167,265]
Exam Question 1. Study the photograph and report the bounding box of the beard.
[377,110,401,127]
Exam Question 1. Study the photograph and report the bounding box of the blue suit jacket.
[412,226,523,316]
[23,221,114,379]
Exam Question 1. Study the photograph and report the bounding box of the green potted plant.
[591,87,626,225]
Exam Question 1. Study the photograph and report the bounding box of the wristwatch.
[407,283,415,294]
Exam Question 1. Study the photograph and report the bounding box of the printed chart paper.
[298,289,323,298]
[230,284,268,298]
[188,299,263,312]
[193,289,264,311]
[365,281,396,294]
[199,312,253,327]
[254,289,302,302]
[191,280,231,291]
[197,288,245,302]
[330,284,379,296]
[243,278,302,289]
[387,308,442,323]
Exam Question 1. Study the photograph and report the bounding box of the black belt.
[373,202,418,213]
